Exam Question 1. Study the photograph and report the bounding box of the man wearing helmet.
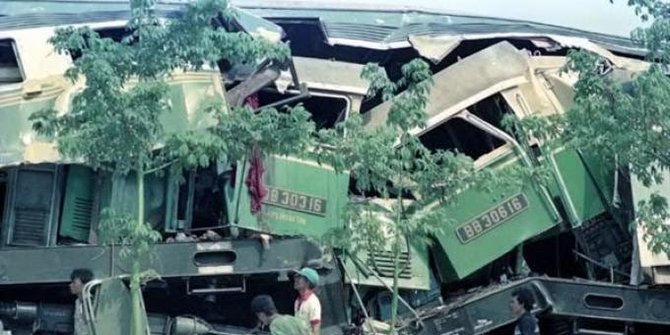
[293,267,321,335]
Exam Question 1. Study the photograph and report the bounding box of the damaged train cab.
[0,6,371,334]
[345,41,669,334]
[0,8,346,335]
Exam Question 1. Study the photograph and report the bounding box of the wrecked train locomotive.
[1,1,670,335]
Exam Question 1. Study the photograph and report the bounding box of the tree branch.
[144,159,178,175]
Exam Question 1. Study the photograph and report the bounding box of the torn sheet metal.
[232,8,284,43]
[408,35,461,64]
[232,0,643,37]
[1,0,285,43]
[233,2,642,59]
[499,73,563,119]
[498,56,573,118]
[226,65,281,106]
[542,35,628,68]
[408,32,645,65]
[364,41,529,132]
[274,57,369,95]
[6,1,642,63]
[533,64,578,116]
[530,56,650,119]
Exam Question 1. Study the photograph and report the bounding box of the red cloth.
[245,145,267,214]
[244,94,260,109]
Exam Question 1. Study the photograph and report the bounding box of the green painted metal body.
[0,20,623,304]
[52,73,222,241]
[0,64,225,245]
[344,240,432,291]
[0,163,63,247]
[55,164,175,243]
[157,72,221,134]
[51,127,617,293]
[227,155,349,239]
[59,165,95,241]
[545,148,615,226]
[0,71,221,168]
[0,238,323,284]
[432,150,559,281]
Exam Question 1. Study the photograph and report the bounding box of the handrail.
[458,110,562,223]
[82,275,146,335]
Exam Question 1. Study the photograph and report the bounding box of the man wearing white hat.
[293,267,321,335]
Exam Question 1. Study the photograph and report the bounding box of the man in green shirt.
[251,295,310,335]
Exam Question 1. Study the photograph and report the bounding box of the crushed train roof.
[2,0,645,56]
[228,0,643,56]
[0,0,283,42]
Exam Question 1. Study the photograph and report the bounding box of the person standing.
[293,267,321,335]
[251,295,310,335]
[510,288,540,335]
[70,268,94,335]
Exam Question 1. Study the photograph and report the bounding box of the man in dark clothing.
[70,268,94,335]
[510,288,539,335]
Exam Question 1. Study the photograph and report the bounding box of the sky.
[232,0,646,38]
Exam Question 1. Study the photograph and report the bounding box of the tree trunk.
[130,260,143,335]
[389,233,401,335]
[389,190,403,335]
[131,169,145,335]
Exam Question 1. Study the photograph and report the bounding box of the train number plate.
[455,194,529,244]
[263,186,327,216]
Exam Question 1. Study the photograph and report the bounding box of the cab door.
[419,110,561,281]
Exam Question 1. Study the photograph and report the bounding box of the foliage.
[98,208,162,260]
[163,103,316,173]
[615,0,670,21]
[637,193,670,254]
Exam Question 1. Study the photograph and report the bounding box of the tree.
[510,0,670,257]
[318,59,499,333]
[29,0,314,333]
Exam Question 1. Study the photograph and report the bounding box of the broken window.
[102,171,170,232]
[419,94,517,160]
[157,162,231,236]
[469,94,516,135]
[174,165,225,232]
[174,172,195,231]
[146,174,169,230]
[68,27,134,60]
[256,90,349,130]
[419,117,505,161]
[0,39,22,85]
